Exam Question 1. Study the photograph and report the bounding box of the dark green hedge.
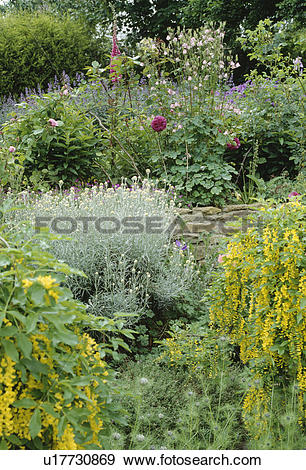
[0,12,108,97]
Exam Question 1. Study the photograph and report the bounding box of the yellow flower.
[48,289,59,303]
[22,279,33,289]
[37,275,59,290]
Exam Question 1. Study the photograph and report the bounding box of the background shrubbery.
[0,12,105,97]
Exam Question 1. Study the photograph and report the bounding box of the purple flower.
[175,240,187,250]
[8,146,16,153]
[288,191,300,198]
[151,115,167,132]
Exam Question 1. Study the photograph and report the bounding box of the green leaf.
[25,314,38,333]
[0,439,9,450]
[57,416,67,439]
[41,403,59,418]
[6,434,22,446]
[22,358,50,376]
[13,398,36,409]
[16,333,32,358]
[28,284,46,304]
[1,338,19,362]
[0,254,10,266]
[300,297,306,310]
[32,128,44,135]
[0,325,18,336]
[29,408,41,439]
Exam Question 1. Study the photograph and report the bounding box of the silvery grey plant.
[14,178,197,326]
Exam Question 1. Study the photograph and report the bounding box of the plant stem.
[156,134,168,180]
[90,112,142,178]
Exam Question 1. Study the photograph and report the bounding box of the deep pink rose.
[227,137,241,150]
[151,116,167,132]
[288,191,300,198]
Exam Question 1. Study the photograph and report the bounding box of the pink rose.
[48,118,58,127]
[151,116,167,132]
[8,146,16,153]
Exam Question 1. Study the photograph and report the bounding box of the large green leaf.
[1,338,19,362]
[29,409,41,439]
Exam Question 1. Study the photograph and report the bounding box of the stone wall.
[172,203,262,263]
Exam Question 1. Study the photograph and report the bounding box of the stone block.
[193,206,222,215]
[186,221,216,233]
[177,208,193,215]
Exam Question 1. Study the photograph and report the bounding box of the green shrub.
[0,12,104,97]
[1,91,103,186]
[0,219,132,449]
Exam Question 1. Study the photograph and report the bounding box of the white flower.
[112,432,121,440]
[136,434,145,442]
[140,377,149,385]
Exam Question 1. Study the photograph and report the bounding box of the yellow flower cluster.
[210,201,306,430]
[0,328,108,449]
[22,275,60,303]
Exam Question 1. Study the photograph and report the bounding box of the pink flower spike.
[151,116,167,132]
[288,191,300,198]
[110,21,121,82]
[8,146,16,153]
[48,118,58,127]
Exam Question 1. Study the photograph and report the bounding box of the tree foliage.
[0,12,104,97]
